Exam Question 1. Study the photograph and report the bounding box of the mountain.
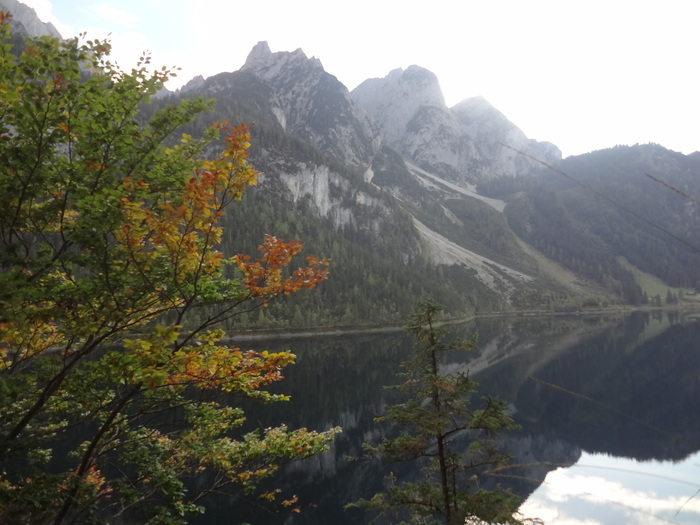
[0,0,60,41]
[351,66,561,185]
[491,144,700,303]
[156,43,700,323]
[5,3,700,327]
[146,41,613,329]
[238,41,376,167]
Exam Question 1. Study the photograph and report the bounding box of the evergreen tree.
[354,300,538,525]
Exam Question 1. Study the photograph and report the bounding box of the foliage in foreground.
[353,300,540,525]
[0,15,338,524]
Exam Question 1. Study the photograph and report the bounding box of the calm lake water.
[195,311,700,524]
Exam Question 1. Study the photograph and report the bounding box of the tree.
[0,16,338,524]
[354,299,536,525]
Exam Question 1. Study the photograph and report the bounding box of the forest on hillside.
[479,145,700,304]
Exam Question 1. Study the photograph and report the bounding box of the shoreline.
[226,304,700,342]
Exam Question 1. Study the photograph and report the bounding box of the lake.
[195,311,700,524]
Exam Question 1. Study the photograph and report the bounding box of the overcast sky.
[18,0,700,158]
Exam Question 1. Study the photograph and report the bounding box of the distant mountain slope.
[485,144,700,302]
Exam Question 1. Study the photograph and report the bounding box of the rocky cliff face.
[350,66,446,146]
[175,40,562,197]
[166,53,424,262]
[452,96,561,178]
[352,67,561,184]
[0,0,61,39]
[241,41,376,167]
[235,44,561,190]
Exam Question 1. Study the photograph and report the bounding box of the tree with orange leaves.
[0,16,335,524]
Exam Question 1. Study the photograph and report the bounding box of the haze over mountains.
[6,0,700,327]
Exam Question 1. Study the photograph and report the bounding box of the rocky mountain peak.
[242,40,324,83]
[240,41,374,166]
[453,96,496,118]
[243,40,271,67]
[452,96,525,139]
[178,74,205,94]
[0,0,61,39]
[401,65,444,97]
[351,66,446,145]
[353,66,561,184]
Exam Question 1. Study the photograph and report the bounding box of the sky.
[16,0,700,158]
[519,451,700,524]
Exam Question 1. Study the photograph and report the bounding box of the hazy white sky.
[17,0,700,158]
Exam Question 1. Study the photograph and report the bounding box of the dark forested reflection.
[194,331,412,524]
[196,312,700,524]
[481,311,700,461]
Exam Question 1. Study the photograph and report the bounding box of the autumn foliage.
[235,235,330,298]
[0,16,336,524]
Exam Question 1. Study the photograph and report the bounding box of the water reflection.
[520,451,700,524]
[502,313,700,461]
[196,312,700,524]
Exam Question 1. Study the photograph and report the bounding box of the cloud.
[520,462,700,525]
[521,498,603,525]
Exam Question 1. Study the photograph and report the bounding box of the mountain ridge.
[5,3,700,328]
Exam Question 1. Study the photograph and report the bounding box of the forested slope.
[481,144,700,303]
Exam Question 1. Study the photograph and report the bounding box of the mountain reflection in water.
[196,311,700,524]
